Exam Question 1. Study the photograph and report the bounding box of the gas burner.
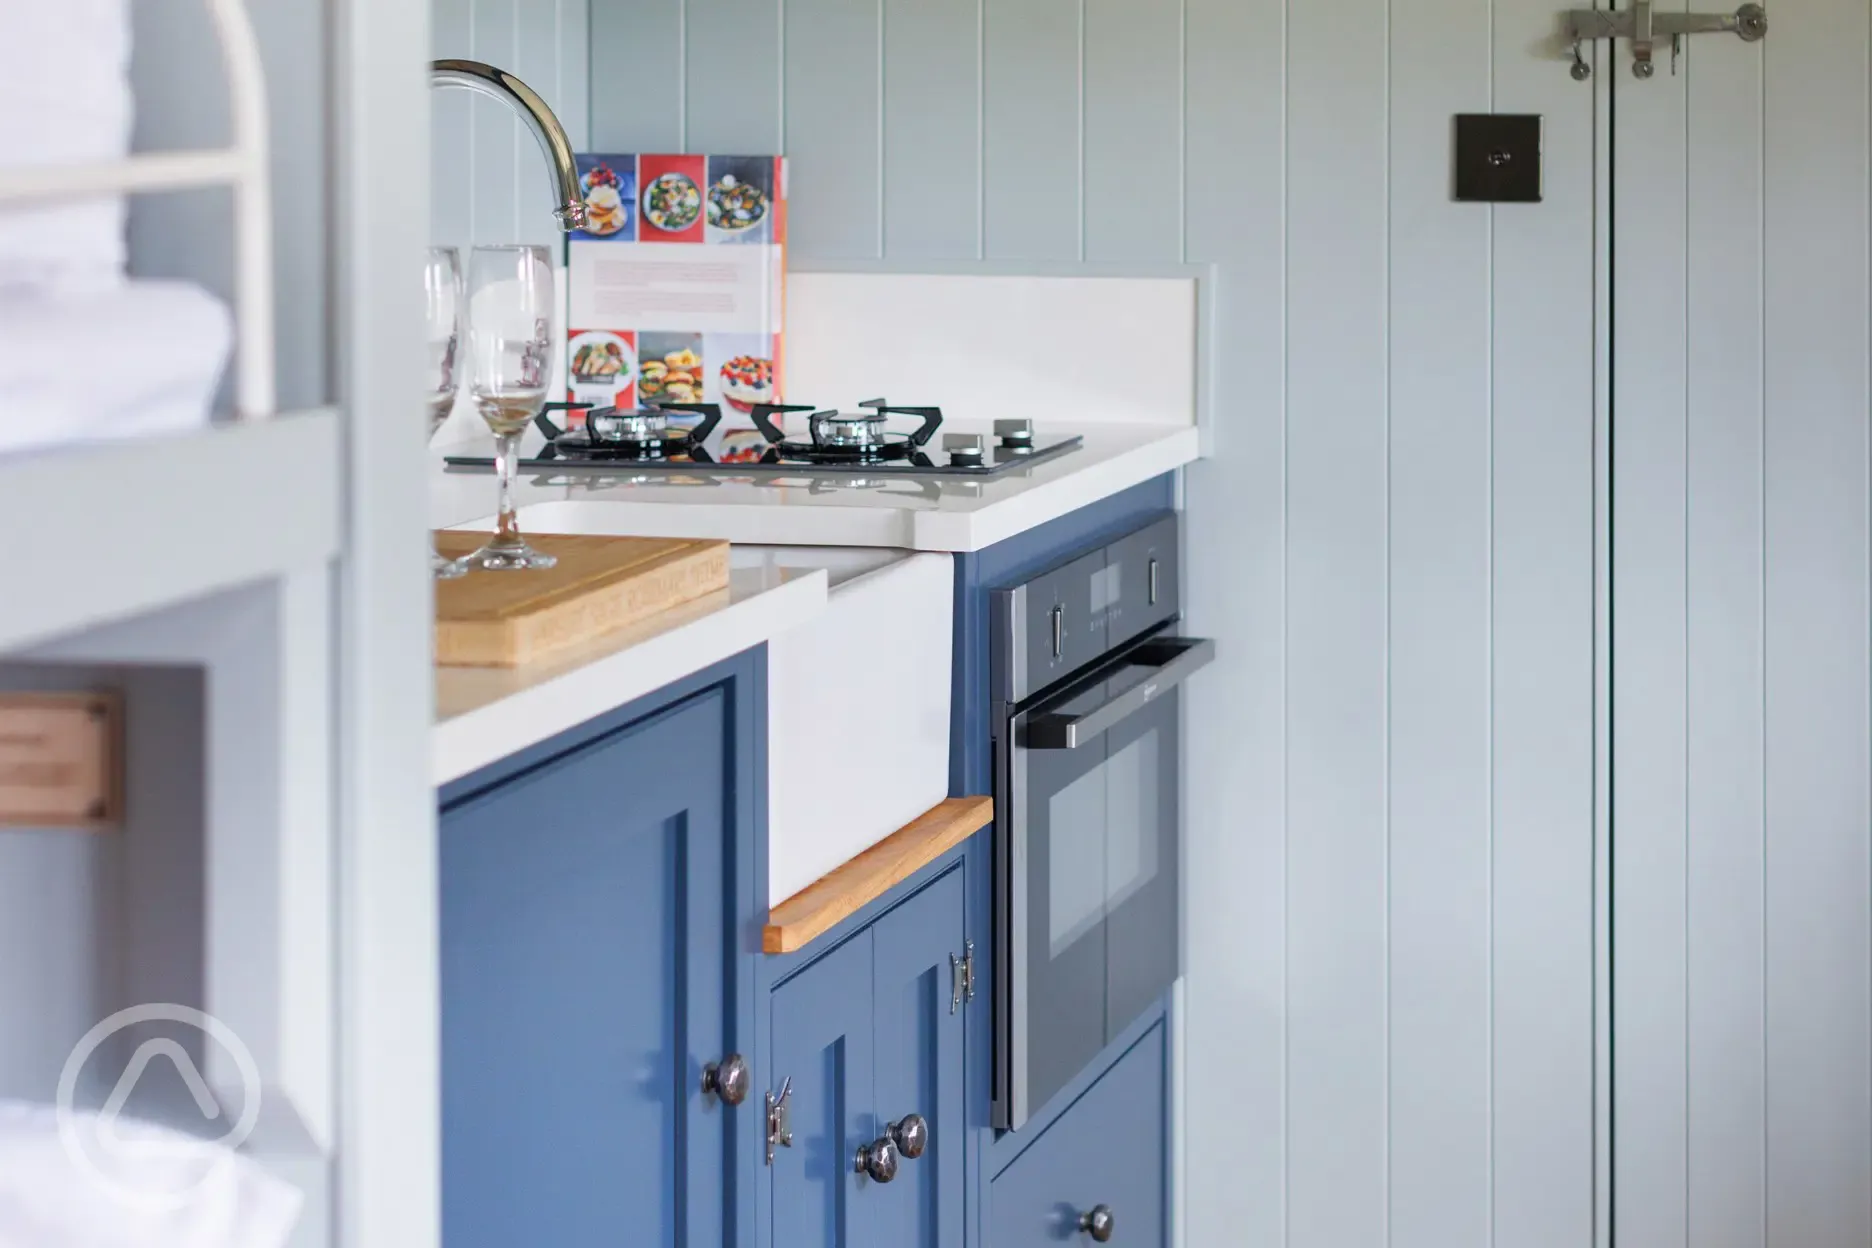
[749,398,943,464]
[532,400,721,462]
[443,399,1086,478]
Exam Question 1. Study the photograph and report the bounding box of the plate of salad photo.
[642,172,703,232]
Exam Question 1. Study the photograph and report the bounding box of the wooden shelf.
[763,795,993,954]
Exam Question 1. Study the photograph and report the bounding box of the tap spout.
[431,59,586,231]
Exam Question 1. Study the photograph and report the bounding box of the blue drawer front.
[989,1022,1168,1247]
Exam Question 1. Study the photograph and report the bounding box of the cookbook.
[564,153,787,461]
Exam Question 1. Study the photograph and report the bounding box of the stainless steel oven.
[991,514,1213,1130]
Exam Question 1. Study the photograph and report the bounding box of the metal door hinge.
[950,940,975,1014]
[765,1077,794,1166]
[1565,1,1766,80]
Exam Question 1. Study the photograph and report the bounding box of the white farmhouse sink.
[477,500,956,907]
[750,544,954,906]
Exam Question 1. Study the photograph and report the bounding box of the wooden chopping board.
[434,532,730,667]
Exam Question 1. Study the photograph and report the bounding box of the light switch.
[1454,114,1543,203]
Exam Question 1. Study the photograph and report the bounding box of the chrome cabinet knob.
[886,1113,928,1160]
[701,1054,750,1106]
[1077,1204,1115,1242]
[854,1136,900,1183]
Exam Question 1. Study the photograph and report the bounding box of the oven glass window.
[1046,726,1165,959]
[1049,767,1107,956]
[1105,726,1162,913]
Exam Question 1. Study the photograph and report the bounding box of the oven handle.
[1024,637,1214,750]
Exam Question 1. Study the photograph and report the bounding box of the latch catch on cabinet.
[1564,1,1766,80]
[765,1077,794,1166]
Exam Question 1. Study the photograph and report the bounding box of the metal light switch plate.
[1454,114,1543,203]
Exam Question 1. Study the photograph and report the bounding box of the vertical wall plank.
[1283,1,1389,1244]
[782,0,883,258]
[1762,3,1872,1243]
[881,0,982,260]
[589,0,685,151]
[470,0,521,245]
[1180,0,1290,1241]
[686,0,783,152]
[1488,0,1597,1242]
[1081,0,1180,264]
[558,0,591,154]
[1683,35,1767,1248]
[514,0,569,246]
[982,0,1081,262]
[1384,0,1493,1242]
[432,0,476,251]
[1612,35,1694,1243]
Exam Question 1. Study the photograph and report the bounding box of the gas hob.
[441,398,1085,478]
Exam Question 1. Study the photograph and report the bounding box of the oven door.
[996,635,1213,1129]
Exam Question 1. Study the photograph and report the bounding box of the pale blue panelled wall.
[429,2,1599,1245]
[432,0,591,250]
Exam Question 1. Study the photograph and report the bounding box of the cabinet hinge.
[950,940,975,1014]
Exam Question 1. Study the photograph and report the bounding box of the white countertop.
[431,421,1199,553]
[433,552,829,786]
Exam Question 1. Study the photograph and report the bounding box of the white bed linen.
[0,281,230,458]
[0,1100,302,1248]
[0,0,132,295]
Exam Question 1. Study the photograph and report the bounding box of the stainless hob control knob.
[943,433,986,467]
[994,417,1036,449]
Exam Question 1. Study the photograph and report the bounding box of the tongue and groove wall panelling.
[880,0,980,260]
[1082,0,1181,264]
[1483,0,1596,1242]
[686,0,783,153]
[1384,0,1495,1243]
[431,0,591,250]
[981,0,1082,262]
[781,0,883,258]
[1278,3,1391,1246]
[588,0,682,149]
[1178,0,1287,1243]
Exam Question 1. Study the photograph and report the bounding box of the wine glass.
[464,244,558,571]
[424,246,467,579]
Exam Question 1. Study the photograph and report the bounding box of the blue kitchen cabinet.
[770,933,875,1247]
[440,655,763,1248]
[768,865,969,1248]
[987,1022,1168,1247]
[871,868,968,1248]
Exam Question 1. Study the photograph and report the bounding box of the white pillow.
[0,1100,303,1248]
[0,0,132,295]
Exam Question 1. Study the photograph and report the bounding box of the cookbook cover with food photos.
[565,153,786,457]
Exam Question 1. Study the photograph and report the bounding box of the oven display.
[1090,563,1121,614]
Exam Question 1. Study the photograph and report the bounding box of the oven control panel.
[993,514,1182,704]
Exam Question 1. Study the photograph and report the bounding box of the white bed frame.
[0,0,274,419]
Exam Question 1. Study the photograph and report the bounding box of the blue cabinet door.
[770,932,876,1248]
[988,1023,1167,1247]
[441,689,734,1248]
[872,868,967,1248]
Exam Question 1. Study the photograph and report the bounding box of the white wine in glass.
[465,245,557,571]
[424,246,467,579]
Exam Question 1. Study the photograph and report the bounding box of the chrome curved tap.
[431,59,586,231]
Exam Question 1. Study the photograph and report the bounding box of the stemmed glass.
[424,246,467,579]
[464,243,558,571]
